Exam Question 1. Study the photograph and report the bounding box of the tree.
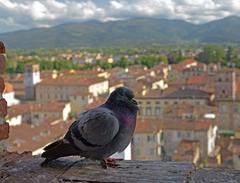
[198,45,225,64]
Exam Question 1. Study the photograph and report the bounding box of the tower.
[215,69,237,130]
[24,64,41,100]
[215,69,236,101]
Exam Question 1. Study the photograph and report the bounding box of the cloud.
[0,0,240,33]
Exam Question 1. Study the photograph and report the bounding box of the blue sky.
[0,0,240,33]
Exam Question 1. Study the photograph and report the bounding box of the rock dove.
[41,87,138,167]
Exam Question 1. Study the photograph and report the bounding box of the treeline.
[6,54,170,73]
[99,55,169,69]
[6,45,240,73]
[197,45,240,67]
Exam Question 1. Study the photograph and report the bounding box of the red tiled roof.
[7,118,72,153]
[38,76,107,86]
[180,59,198,66]
[7,101,68,118]
[3,82,14,93]
[135,118,215,133]
[186,76,205,85]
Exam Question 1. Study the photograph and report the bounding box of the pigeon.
[41,87,138,167]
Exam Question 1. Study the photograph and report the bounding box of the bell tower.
[24,64,41,100]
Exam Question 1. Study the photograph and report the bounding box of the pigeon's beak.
[131,99,139,110]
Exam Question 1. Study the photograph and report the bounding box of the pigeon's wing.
[66,108,120,151]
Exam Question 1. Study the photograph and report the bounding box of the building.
[3,82,20,106]
[69,91,94,116]
[162,119,217,160]
[7,102,71,125]
[24,64,41,100]
[137,87,214,119]
[29,101,71,124]
[229,138,240,170]
[6,118,72,154]
[172,139,200,165]
[132,118,163,160]
[215,68,240,130]
[36,76,109,103]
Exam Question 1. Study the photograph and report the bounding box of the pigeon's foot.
[100,158,119,169]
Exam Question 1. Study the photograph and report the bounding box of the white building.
[3,82,19,107]
[111,143,132,160]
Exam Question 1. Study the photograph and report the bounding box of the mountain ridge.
[1,16,240,49]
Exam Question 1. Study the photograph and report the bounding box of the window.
[164,101,168,105]
[147,135,155,142]
[146,101,151,105]
[155,101,160,105]
[155,107,160,116]
[177,131,181,138]
[146,107,152,116]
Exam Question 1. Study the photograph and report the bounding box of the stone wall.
[0,41,9,148]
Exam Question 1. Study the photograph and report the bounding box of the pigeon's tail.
[41,139,79,166]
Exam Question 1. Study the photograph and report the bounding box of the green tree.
[198,45,225,64]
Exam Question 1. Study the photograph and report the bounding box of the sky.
[0,0,240,33]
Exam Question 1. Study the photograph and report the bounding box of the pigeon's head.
[107,87,139,112]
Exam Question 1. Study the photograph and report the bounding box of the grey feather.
[69,107,119,151]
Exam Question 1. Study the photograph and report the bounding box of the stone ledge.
[0,152,195,183]
[1,152,240,182]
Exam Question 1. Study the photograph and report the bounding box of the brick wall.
[0,41,9,142]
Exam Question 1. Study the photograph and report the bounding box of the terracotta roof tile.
[38,76,107,86]
[136,118,215,133]
[7,118,72,153]
[186,76,205,85]
[3,82,14,93]
[164,88,211,99]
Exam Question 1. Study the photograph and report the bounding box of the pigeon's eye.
[126,93,134,99]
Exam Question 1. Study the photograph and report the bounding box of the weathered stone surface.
[0,123,9,140]
[2,153,240,183]
[0,99,7,118]
[59,160,194,183]
[192,168,240,183]
[0,153,195,183]
[0,77,4,94]
[0,55,6,73]
[0,41,5,54]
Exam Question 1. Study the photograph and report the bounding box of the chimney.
[0,41,9,148]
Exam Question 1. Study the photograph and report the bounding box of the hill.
[0,16,240,49]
